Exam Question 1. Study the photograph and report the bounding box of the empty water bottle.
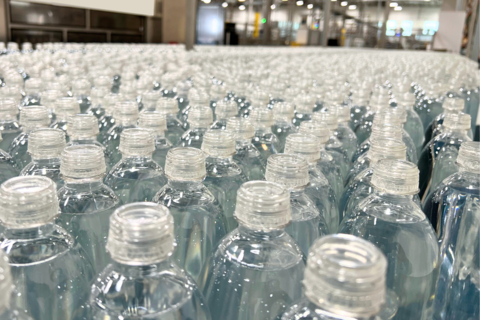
[340,159,439,320]
[156,97,186,145]
[50,97,80,134]
[0,176,94,320]
[334,104,358,161]
[422,141,479,320]
[0,133,18,185]
[281,234,392,320]
[138,110,171,169]
[97,92,123,143]
[423,97,466,146]
[57,144,119,273]
[105,128,167,204]
[396,92,425,157]
[153,147,227,282]
[415,84,446,130]
[226,117,266,181]
[22,78,42,107]
[200,181,305,320]
[211,100,238,130]
[90,202,212,320]
[0,99,21,151]
[178,105,213,149]
[265,154,329,255]
[9,106,50,170]
[71,78,92,113]
[250,107,280,161]
[160,72,177,98]
[272,102,296,152]
[140,90,161,112]
[202,130,247,232]
[86,87,109,119]
[292,94,315,128]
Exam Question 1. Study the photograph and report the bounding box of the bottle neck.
[120,154,153,161]
[4,223,56,240]
[373,191,415,202]
[206,155,234,163]
[111,260,170,277]
[168,179,204,191]
[63,176,105,187]
[237,225,286,239]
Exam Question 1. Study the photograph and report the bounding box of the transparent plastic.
[86,87,109,119]
[71,78,92,113]
[211,100,238,129]
[57,145,119,273]
[226,117,266,181]
[250,107,281,161]
[138,110,172,168]
[50,97,80,133]
[141,90,161,111]
[414,88,445,130]
[0,176,94,320]
[97,92,123,143]
[418,113,472,200]
[9,106,50,171]
[153,147,226,283]
[21,78,42,106]
[272,102,296,152]
[180,89,210,125]
[103,101,139,169]
[20,128,66,190]
[104,128,167,204]
[292,94,315,128]
[398,92,425,157]
[335,104,358,161]
[199,181,305,320]
[202,130,247,232]
[339,160,439,320]
[160,72,177,98]
[354,94,391,144]
[352,124,403,163]
[156,97,186,145]
[422,142,479,320]
[178,105,213,149]
[281,234,389,320]
[265,154,329,255]
[0,99,21,151]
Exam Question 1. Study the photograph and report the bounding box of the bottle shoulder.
[290,192,321,221]
[432,172,480,200]
[58,183,120,213]
[215,228,305,271]
[107,158,164,177]
[155,183,220,209]
[205,159,246,178]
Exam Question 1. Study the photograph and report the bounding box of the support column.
[322,0,331,46]
[378,0,391,48]
[185,0,197,50]
[465,0,478,58]
[286,0,295,44]
[263,0,273,44]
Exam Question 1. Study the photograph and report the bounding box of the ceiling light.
[238,0,245,2]
[296,0,304,5]
[222,1,228,7]
[394,5,402,10]
[271,4,276,9]
[307,3,313,8]
[390,2,398,6]
[239,4,246,10]
[331,0,337,2]
[348,4,356,9]
[203,0,211,3]
[340,1,348,6]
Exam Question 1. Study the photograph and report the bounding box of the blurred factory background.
[0,0,477,60]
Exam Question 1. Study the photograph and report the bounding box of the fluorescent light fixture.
[348,4,356,9]
[332,0,337,2]
[271,4,276,9]
[238,0,245,2]
[23,0,155,16]
[239,4,246,10]
[203,0,211,3]
[394,6,402,10]
[296,0,304,5]
[340,1,348,6]
[222,1,228,7]
[307,3,313,8]
[390,2,398,6]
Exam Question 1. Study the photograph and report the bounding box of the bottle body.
[272,120,296,153]
[325,137,350,182]
[349,104,369,132]
[415,96,444,130]
[97,114,115,144]
[0,120,22,152]
[252,129,281,162]
[354,111,375,145]
[165,115,186,146]
[233,141,266,181]
[104,156,167,204]
[178,127,208,149]
[153,181,227,283]
[152,136,172,169]
[422,172,479,320]
[20,158,64,190]
[90,260,212,320]
[339,193,439,320]
[200,226,305,320]
[1,224,94,320]
[0,150,19,185]
[317,151,344,202]
[103,124,136,169]
[8,132,31,171]
[57,180,120,273]
[335,123,358,161]
[404,107,425,157]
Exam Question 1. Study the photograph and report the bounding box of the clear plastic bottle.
[40,89,62,125]
[105,128,167,204]
[250,107,280,161]
[339,159,439,320]
[86,87,109,119]
[281,234,392,320]
[103,100,138,169]
[138,111,172,169]
[202,130,247,232]
[153,147,227,283]
[67,114,105,148]
[180,89,210,126]
[90,202,212,320]
[341,138,408,220]
[415,84,446,130]
[97,92,123,143]
[9,106,50,171]
[176,80,191,111]
[265,154,329,255]
[298,121,344,202]
[177,105,213,149]
[71,78,92,113]
[156,97,186,145]
[160,73,177,98]
[0,176,94,320]
[199,181,305,320]
[349,89,370,131]
[422,141,479,320]
[272,102,296,153]
[423,97,466,146]
[354,93,390,144]
[284,133,339,233]
[57,144,119,274]
[312,111,350,181]
[50,97,80,134]
[292,94,315,128]
[226,117,266,181]
[0,251,33,320]
[209,83,227,116]
[211,100,238,130]
[418,113,472,200]
[140,90,161,112]
[20,128,66,189]
[0,133,18,185]
[397,92,425,157]
[334,104,358,161]
[0,99,21,153]
[21,78,42,107]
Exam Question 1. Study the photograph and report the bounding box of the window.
[386,20,397,36]
[401,20,413,36]
[423,21,439,35]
